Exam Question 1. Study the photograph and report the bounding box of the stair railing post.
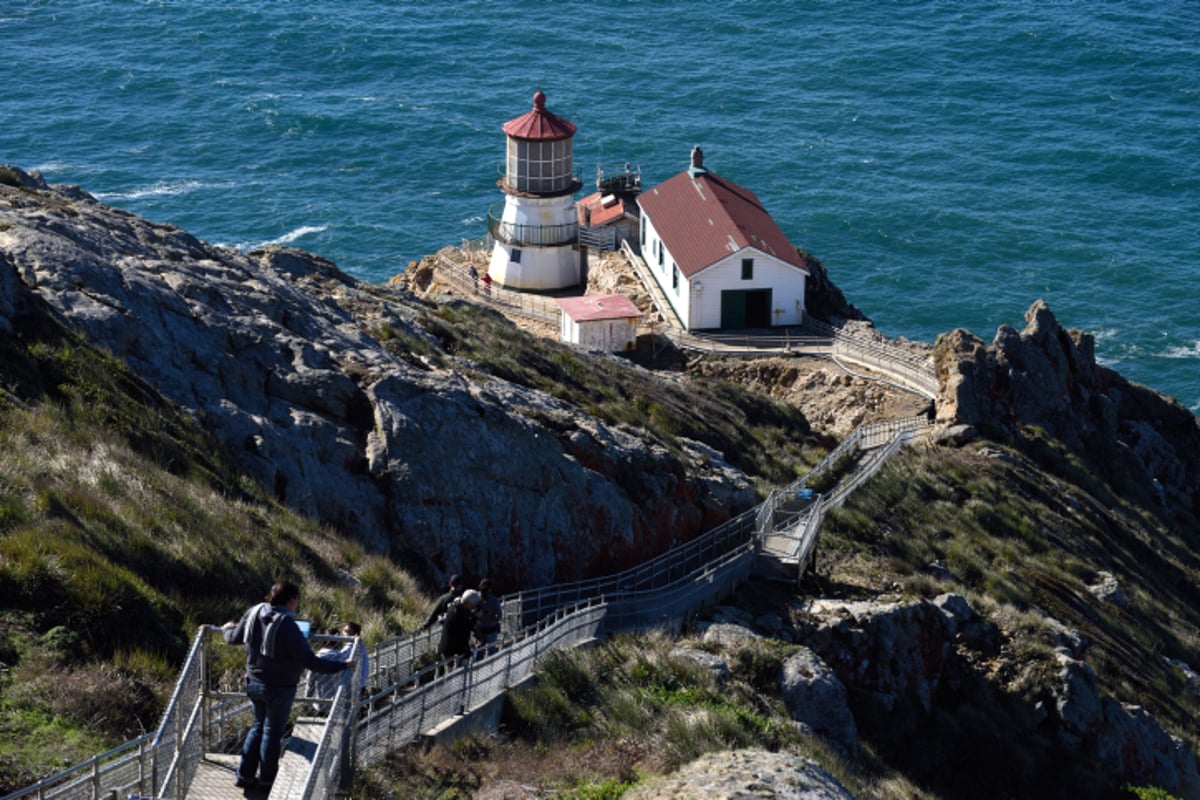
[199,629,210,753]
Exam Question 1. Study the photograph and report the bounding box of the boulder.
[1086,572,1128,609]
[780,646,858,757]
[669,647,731,684]
[1045,650,1200,797]
[701,623,763,648]
[622,749,857,800]
[1096,701,1200,799]
[806,598,955,714]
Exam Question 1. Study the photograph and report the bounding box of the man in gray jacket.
[223,580,354,791]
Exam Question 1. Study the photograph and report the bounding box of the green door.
[720,289,772,329]
[720,290,746,329]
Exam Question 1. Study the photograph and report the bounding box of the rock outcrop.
[0,166,756,585]
[779,646,858,757]
[1052,650,1200,797]
[796,594,1200,799]
[933,299,1200,516]
[622,749,857,800]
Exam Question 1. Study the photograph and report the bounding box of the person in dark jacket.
[474,578,502,653]
[223,580,354,791]
[419,573,464,631]
[438,588,481,661]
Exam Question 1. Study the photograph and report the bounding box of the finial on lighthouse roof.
[503,89,576,140]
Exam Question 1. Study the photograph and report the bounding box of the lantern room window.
[507,137,573,193]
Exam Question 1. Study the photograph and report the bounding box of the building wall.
[688,251,807,329]
[640,215,692,327]
[562,316,637,351]
[641,215,806,330]
[490,194,580,290]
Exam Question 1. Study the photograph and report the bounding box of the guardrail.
[433,252,560,325]
[355,598,606,764]
[0,629,361,800]
[759,419,930,580]
[802,317,939,399]
[298,639,365,800]
[0,736,156,800]
[487,206,579,248]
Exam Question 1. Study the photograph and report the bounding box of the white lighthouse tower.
[488,90,582,290]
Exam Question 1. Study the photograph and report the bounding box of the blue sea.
[4,2,1198,411]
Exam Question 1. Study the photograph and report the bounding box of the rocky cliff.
[934,299,1200,518]
[0,166,757,586]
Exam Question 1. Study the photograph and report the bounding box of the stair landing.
[184,719,325,800]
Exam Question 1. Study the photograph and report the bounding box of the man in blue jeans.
[223,581,354,791]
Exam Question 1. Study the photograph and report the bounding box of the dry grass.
[0,310,430,791]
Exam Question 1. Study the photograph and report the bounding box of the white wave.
[96,180,208,201]
[1089,327,1119,344]
[1162,341,1200,360]
[274,225,328,244]
[236,225,329,252]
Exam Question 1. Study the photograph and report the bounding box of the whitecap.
[30,160,76,174]
[1162,341,1200,360]
[96,180,206,201]
[236,225,329,252]
[274,225,328,244]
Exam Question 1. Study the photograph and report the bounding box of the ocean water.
[3,2,1198,411]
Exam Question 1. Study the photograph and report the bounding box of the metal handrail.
[297,638,365,800]
[487,206,579,248]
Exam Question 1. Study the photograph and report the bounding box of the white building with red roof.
[487,91,582,291]
[637,147,810,330]
[554,294,641,352]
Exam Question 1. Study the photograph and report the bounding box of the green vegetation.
[353,633,933,800]
[1126,786,1183,800]
[0,304,427,791]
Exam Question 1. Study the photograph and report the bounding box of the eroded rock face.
[1051,650,1200,797]
[797,595,1200,799]
[805,598,956,715]
[0,166,755,585]
[933,299,1200,516]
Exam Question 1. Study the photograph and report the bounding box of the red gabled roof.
[638,170,808,278]
[502,90,577,141]
[555,294,641,322]
[577,191,639,226]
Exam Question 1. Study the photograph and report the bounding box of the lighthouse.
[487,90,582,291]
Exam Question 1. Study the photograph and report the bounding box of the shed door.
[720,289,772,330]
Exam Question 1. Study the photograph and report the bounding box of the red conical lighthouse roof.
[502,90,577,141]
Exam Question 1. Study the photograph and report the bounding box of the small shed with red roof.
[554,294,641,351]
[637,146,809,330]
